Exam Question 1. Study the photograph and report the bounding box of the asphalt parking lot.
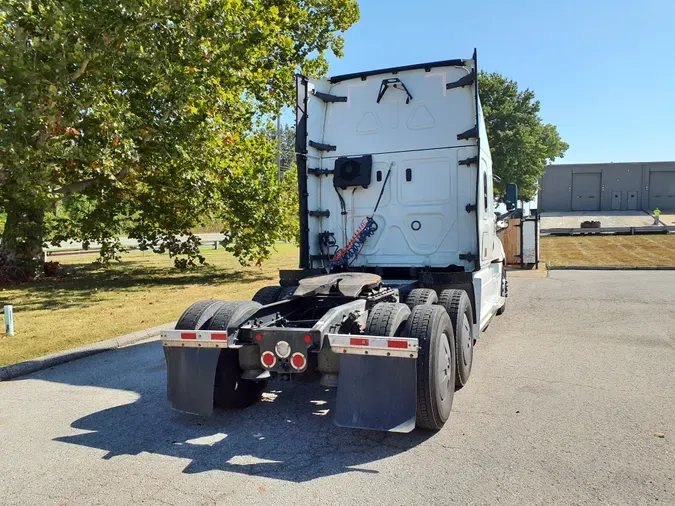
[1,271,673,505]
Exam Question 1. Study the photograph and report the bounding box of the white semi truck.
[161,50,517,433]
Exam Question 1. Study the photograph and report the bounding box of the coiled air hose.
[327,166,392,270]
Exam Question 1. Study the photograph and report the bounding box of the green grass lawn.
[0,244,298,366]
[541,235,675,267]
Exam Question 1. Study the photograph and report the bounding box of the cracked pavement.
[0,270,674,505]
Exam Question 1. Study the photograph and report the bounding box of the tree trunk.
[0,199,46,281]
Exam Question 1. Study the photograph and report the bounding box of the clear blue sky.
[325,0,675,164]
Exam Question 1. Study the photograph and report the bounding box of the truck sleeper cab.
[162,51,509,433]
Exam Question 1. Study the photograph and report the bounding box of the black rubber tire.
[365,303,411,337]
[405,305,455,431]
[252,286,283,305]
[208,300,262,335]
[175,300,226,331]
[497,267,507,315]
[208,301,267,409]
[438,289,474,388]
[405,288,438,309]
[276,286,298,301]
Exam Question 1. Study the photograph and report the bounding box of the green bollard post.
[4,305,14,336]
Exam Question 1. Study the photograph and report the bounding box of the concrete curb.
[547,265,675,271]
[0,321,176,381]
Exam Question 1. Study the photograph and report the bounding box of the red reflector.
[291,353,306,370]
[350,338,369,346]
[181,332,197,340]
[261,352,276,368]
[255,333,263,341]
[304,334,312,344]
[387,340,408,349]
[211,333,227,341]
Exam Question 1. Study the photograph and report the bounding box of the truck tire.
[365,303,411,337]
[208,301,267,409]
[175,300,226,331]
[252,286,283,305]
[405,288,438,309]
[497,268,507,315]
[438,289,474,388]
[406,305,455,430]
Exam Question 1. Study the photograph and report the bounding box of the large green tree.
[479,72,568,202]
[0,0,358,280]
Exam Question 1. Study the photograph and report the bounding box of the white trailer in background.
[162,50,517,433]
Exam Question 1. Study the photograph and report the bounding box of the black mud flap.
[164,347,221,417]
[334,355,417,433]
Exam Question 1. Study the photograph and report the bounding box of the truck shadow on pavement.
[45,340,432,482]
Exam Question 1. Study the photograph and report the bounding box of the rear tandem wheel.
[404,288,438,309]
[497,267,507,315]
[252,285,298,304]
[208,301,267,409]
[406,305,456,430]
[252,286,283,305]
[175,299,226,332]
[438,289,474,388]
[364,302,411,337]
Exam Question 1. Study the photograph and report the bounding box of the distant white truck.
[162,50,517,433]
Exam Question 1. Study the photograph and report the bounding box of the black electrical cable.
[347,166,392,266]
[371,167,392,217]
[335,186,348,243]
[335,187,347,213]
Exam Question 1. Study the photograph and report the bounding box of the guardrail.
[542,226,675,236]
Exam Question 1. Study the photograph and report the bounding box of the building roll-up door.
[649,172,675,211]
[571,173,601,211]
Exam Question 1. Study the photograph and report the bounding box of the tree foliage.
[269,123,296,175]
[0,0,358,279]
[479,72,568,202]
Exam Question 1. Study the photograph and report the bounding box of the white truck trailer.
[161,50,517,433]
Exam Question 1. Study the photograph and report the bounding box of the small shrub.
[44,261,61,277]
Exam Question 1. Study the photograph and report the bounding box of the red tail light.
[290,352,306,370]
[261,351,276,368]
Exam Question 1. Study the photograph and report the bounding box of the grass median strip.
[541,235,675,267]
[0,244,298,367]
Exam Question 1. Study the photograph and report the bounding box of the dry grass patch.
[0,244,298,366]
[541,235,675,267]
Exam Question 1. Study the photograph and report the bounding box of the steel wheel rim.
[437,332,452,402]
[461,313,472,367]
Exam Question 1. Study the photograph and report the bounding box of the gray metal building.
[539,161,675,212]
